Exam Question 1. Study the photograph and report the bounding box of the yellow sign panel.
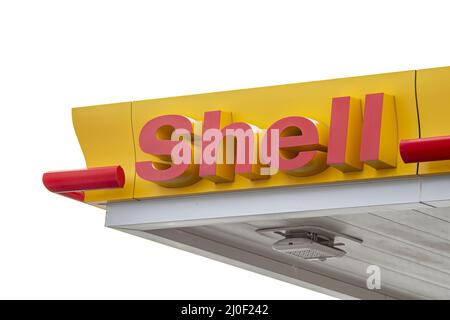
[416,67,450,175]
[70,69,431,203]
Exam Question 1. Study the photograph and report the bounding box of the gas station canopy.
[44,67,450,299]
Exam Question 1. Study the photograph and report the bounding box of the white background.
[0,0,448,299]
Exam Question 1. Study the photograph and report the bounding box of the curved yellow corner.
[416,66,450,175]
[72,102,135,203]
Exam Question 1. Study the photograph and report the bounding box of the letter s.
[136,115,200,187]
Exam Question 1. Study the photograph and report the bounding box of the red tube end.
[400,136,450,163]
[43,166,125,193]
[43,165,125,201]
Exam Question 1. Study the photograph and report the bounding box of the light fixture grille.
[279,247,330,260]
[272,236,346,260]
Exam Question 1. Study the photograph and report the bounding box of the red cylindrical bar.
[43,166,125,192]
[400,136,450,163]
[61,191,85,202]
